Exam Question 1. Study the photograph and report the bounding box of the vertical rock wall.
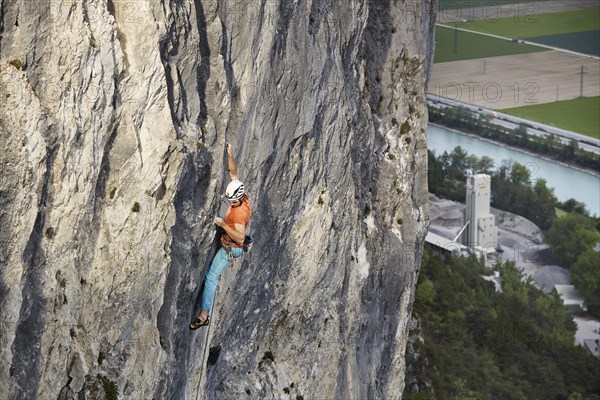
[0,0,434,399]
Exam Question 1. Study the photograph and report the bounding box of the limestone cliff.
[0,0,433,399]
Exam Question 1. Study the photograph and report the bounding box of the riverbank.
[429,122,600,178]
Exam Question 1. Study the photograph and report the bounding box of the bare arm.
[214,218,246,245]
[226,143,238,181]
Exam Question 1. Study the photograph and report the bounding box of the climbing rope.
[195,282,219,400]
[194,252,244,399]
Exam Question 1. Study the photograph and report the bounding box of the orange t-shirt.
[221,195,251,247]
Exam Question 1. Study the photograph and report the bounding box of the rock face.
[0,0,433,399]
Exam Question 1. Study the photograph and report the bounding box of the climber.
[190,142,251,330]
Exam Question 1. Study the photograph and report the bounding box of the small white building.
[463,170,497,254]
[555,285,587,311]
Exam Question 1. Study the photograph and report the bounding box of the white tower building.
[464,170,497,254]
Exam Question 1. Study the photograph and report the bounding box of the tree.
[515,124,529,146]
[479,112,493,122]
[449,146,469,172]
[405,248,600,400]
[428,150,444,188]
[497,160,512,180]
[561,139,578,160]
[416,278,436,306]
[545,214,600,267]
[466,154,479,171]
[439,151,451,170]
[510,162,531,186]
[532,179,557,230]
[476,156,495,175]
[449,379,481,400]
[560,198,588,215]
[571,249,600,317]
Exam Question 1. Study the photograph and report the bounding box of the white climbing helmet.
[225,180,245,201]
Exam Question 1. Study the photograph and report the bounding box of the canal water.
[427,124,600,216]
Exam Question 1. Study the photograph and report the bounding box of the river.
[427,124,600,216]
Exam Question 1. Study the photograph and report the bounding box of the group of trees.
[404,248,600,400]
[546,214,600,317]
[428,145,600,318]
[428,147,557,229]
[429,105,599,172]
[491,162,557,230]
[421,105,600,396]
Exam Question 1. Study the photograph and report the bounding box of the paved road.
[427,94,600,154]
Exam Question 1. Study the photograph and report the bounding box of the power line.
[576,65,588,98]
[454,26,458,53]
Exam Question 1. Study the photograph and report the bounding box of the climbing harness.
[222,235,252,260]
[221,244,234,260]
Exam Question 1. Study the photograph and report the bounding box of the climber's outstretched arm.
[226,143,238,181]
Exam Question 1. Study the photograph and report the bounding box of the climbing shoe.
[189,317,209,330]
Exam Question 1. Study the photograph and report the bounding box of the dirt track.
[429,50,600,109]
[437,0,599,24]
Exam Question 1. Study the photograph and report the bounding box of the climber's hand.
[214,217,225,228]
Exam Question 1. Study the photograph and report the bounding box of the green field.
[434,26,548,62]
[438,0,539,9]
[503,97,600,139]
[450,8,600,38]
[528,30,600,56]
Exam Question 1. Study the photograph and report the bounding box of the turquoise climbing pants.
[201,246,244,312]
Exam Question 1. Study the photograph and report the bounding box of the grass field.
[434,26,548,62]
[450,8,600,38]
[502,96,600,138]
[438,0,538,9]
[528,30,600,56]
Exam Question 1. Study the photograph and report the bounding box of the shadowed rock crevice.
[12,146,56,400]
[364,0,392,110]
[272,0,297,57]
[160,35,183,132]
[93,124,119,217]
[156,148,214,400]
[422,0,438,85]
[194,0,211,125]
[0,0,6,56]
[159,1,187,132]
